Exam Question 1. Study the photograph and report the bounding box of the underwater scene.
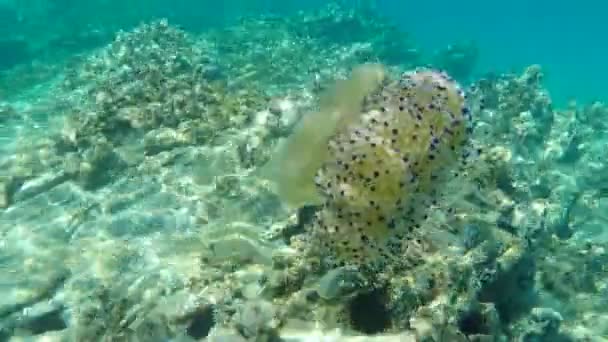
[0,0,607,341]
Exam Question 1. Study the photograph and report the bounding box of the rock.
[316,267,365,301]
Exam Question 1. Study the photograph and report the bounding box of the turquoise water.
[0,1,607,340]
[386,0,607,105]
[2,1,605,104]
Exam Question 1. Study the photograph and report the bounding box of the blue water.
[192,0,608,105]
[382,0,607,105]
[1,0,605,106]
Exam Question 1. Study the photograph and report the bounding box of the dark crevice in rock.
[186,305,216,339]
[348,288,391,335]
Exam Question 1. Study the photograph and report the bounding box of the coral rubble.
[0,3,607,342]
